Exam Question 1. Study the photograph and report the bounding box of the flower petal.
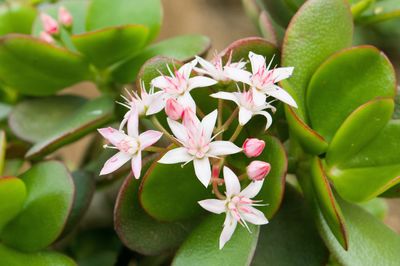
[249,51,265,74]
[131,151,142,179]
[224,67,252,85]
[139,130,163,150]
[178,59,197,80]
[241,207,269,225]
[265,85,297,108]
[100,152,131,175]
[209,141,242,156]
[252,89,267,106]
[255,111,273,130]
[196,56,217,74]
[188,76,217,91]
[98,127,127,146]
[177,92,196,112]
[158,147,193,164]
[167,118,188,143]
[272,67,294,83]
[220,214,237,249]
[238,107,253,125]
[201,109,218,140]
[127,105,139,137]
[146,92,166,115]
[240,180,264,198]
[194,157,212,187]
[151,76,170,90]
[210,92,239,105]
[198,199,226,214]
[223,166,241,196]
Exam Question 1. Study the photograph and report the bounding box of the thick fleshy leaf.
[358,198,388,220]
[0,243,76,266]
[86,0,162,42]
[258,11,279,46]
[0,34,91,96]
[24,97,114,160]
[0,103,11,122]
[0,177,26,232]
[114,175,197,255]
[307,46,396,141]
[0,4,36,35]
[281,0,353,114]
[112,35,210,84]
[72,25,149,69]
[172,215,259,266]
[317,197,400,266]
[252,185,329,266]
[310,157,348,249]
[262,0,303,27]
[326,98,394,167]
[1,161,74,252]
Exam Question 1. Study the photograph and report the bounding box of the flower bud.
[182,107,200,135]
[247,161,271,181]
[165,98,184,120]
[40,13,59,35]
[39,31,55,44]
[242,138,265,157]
[58,6,73,28]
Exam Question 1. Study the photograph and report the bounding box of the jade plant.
[0,0,399,265]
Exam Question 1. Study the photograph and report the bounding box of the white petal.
[241,207,269,225]
[127,106,139,137]
[196,56,218,75]
[209,141,242,156]
[252,88,267,106]
[255,111,273,130]
[224,67,252,84]
[139,130,163,150]
[238,107,253,125]
[198,199,226,214]
[146,92,166,115]
[131,151,142,179]
[201,109,218,140]
[271,67,294,83]
[178,59,197,80]
[100,152,131,175]
[158,147,193,164]
[240,180,264,198]
[98,127,127,147]
[223,166,241,196]
[219,214,237,249]
[167,118,188,142]
[151,76,170,89]
[210,92,239,105]
[265,85,297,108]
[177,92,196,112]
[193,157,211,187]
[249,51,265,74]
[188,76,217,91]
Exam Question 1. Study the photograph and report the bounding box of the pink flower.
[58,6,73,27]
[39,31,55,44]
[40,13,59,35]
[243,138,265,157]
[98,107,163,179]
[198,166,268,249]
[165,98,184,120]
[158,110,242,187]
[247,161,271,181]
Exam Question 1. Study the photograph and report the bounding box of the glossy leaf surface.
[0,177,26,232]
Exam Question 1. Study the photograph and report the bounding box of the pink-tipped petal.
[201,110,218,140]
[241,207,269,225]
[100,152,131,175]
[139,130,163,150]
[242,138,265,158]
[58,6,73,27]
[158,147,193,164]
[167,118,188,143]
[223,166,241,196]
[131,151,142,179]
[193,157,211,187]
[165,98,184,120]
[188,76,217,91]
[240,180,264,198]
[198,199,226,214]
[209,141,242,156]
[40,13,59,35]
[219,214,237,249]
[210,92,239,105]
[98,127,127,146]
[238,108,253,126]
[224,67,252,85]
[265,85,297,108]
[248,51,266,74]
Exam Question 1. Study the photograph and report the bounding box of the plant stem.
[217,99,223,139]
[219,108,239,132]
[150,116,181,146]
[212,179,226,200]
[357,9,400,24]
[196,106,205,118]
[351,0,375,17]
[229,124,243,142]
[238,173,247,181]
[144,146,166,153]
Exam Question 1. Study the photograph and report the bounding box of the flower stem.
[351,0,375,18]
[229,124,243,142]
[238,173,247,181]
[357,9,400,24]
[212,179,226,200]
[144,146,166,153]
[150,116,181,146]
[217,108,239,132]
[196,106,205,118]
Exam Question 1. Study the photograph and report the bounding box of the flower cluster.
[39,6,73,44]
[97,51,295,249]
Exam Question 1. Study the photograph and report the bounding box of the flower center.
[117,137,139,154]
[251,67,275,89]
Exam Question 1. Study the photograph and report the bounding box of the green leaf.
[0,243,76,266]
[114,175,197,255]
[0,102,11,122]
[2,159,23,177]
[0,177,26,232]
[307,46,396,141]
[0,4,36,35]
[86,0,162,42]
[281,0,353,115]
[251,185,329,266]
[112,35,210,84]
[326,98,394,167]
[357,198,388,220]
[261,0,302,27]
[24,96,114,160]
[139,156,212,222]
[1,161,75,252]
[310,157,348,249]
[0,35,91,96]
[0,130,5,174]
[72,25,149,69]
[172,215,259,266]
[317,197,400,266]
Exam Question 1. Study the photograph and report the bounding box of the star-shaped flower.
[198,166,268,249]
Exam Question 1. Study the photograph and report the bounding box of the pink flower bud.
[58,6,73,27]
[242,138,265,157]
[182,107,200,135]
[247,161,271,181]
[40,13,59,35]
[165,98,184,120]
[39,31,55,44]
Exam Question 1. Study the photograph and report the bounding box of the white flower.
[211,89,275,129]
[195,52,246,82]
[158,110,242,187]
[198,166,268,249]
[224,51,297,107]
[151,59,217,111]
[98,107,163,179]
